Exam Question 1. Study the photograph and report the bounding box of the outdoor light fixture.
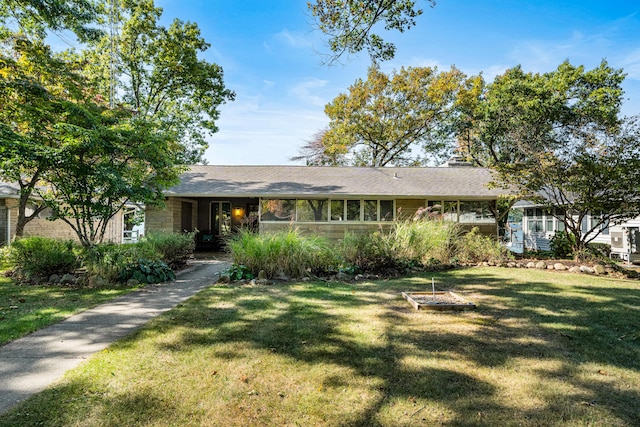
[233,207,244,217]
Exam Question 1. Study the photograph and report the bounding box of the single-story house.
[0,181,142,246]
[145,165,507,249]
[516,200,640,262]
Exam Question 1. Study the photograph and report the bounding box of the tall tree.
[464,61,640,254]
[290,128,347,165]
[0,35,86,236]
[84,0,234,163]
[321,64,480,166]
[38,108,183,246]
[308,0,434,63]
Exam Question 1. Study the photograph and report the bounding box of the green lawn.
[2,267,640,426]
[0,272,139,345]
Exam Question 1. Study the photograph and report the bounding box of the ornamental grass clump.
[390,219,460,266]
[455,226,511,264]
[227,229,335,279]
[336,231,396,272]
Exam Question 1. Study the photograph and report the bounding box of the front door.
[211,202,232,237]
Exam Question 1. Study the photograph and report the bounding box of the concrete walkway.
[0,258,230,414]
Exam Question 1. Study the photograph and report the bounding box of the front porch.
[145,197,259,250]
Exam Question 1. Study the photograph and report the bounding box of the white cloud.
[290,77,330,107]
[274,29,314,49]
[621,49,640,80]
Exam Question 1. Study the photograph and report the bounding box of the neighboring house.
[516,200,640,262]
[0,181,140,246]
[146,165,506,249]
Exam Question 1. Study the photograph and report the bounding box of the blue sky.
[153,0,640,165]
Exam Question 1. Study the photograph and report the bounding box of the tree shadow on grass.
[142,272,640,425]
[4,269,639,426]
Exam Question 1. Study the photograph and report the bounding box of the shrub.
[82,242,161,284]
[118,258,175,284]
[7,237,80,280]
[456,227,511,264]
[550,231,576,259]
[227,229,336,279]
[587,242,611,259]
[223,264,255,281]
[142,232,195,270]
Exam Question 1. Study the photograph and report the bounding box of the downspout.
[6,206,11,246]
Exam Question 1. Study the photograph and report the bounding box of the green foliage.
[40,115,184,247]
[85,0,235,163]
[323,65,479,166]
[0,0,101,41]
[82,242,161,284]
[118,258,175,284]
[7,237,80,279]
[142,232,195,270]
[456,227,512,264]
[390,219,460,265]
[308,0,434,63]
[550,231,576,259]
[336,231,396,272]
[588,242,611,259]
[227,229,336,279]
[465,61,640,254]
[224,264,255,281]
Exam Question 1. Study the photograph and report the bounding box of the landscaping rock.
[593,264,606,275]
[336,271,352,281]
[568,266,582,273]
[546,264,555,270]
[554,263,567,270]
[580,265,594,274]
[126,278,140,287]
[273,272,290,282]
[217,275,230,284]
[535,261,546,269]
[257,270,267,280]
[92,275,109,287]
[60,274,76,285]
[526,262,536,269]
[49,274,61,284]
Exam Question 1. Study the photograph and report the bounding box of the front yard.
[1,267,639,426]
[0,273,139,345]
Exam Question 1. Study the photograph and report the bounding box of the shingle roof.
[166,165,507,199]
[0,182,20,198]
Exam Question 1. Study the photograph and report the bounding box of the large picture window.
[260,199,295,221]
[261,198,396,222]
[459,201,495,224]
[297,200,328,222]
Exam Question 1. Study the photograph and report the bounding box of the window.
[443,201,458,222]
[346,200,360,221]
[363,200,377,221]
[260,199,295,221]
[546,218,554,233]
[590,213,609,235]
[380,200,394,221]
[263,198,396,223]
[459,201,495,224]
[331,200,345,221]
[296,200,328,222]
